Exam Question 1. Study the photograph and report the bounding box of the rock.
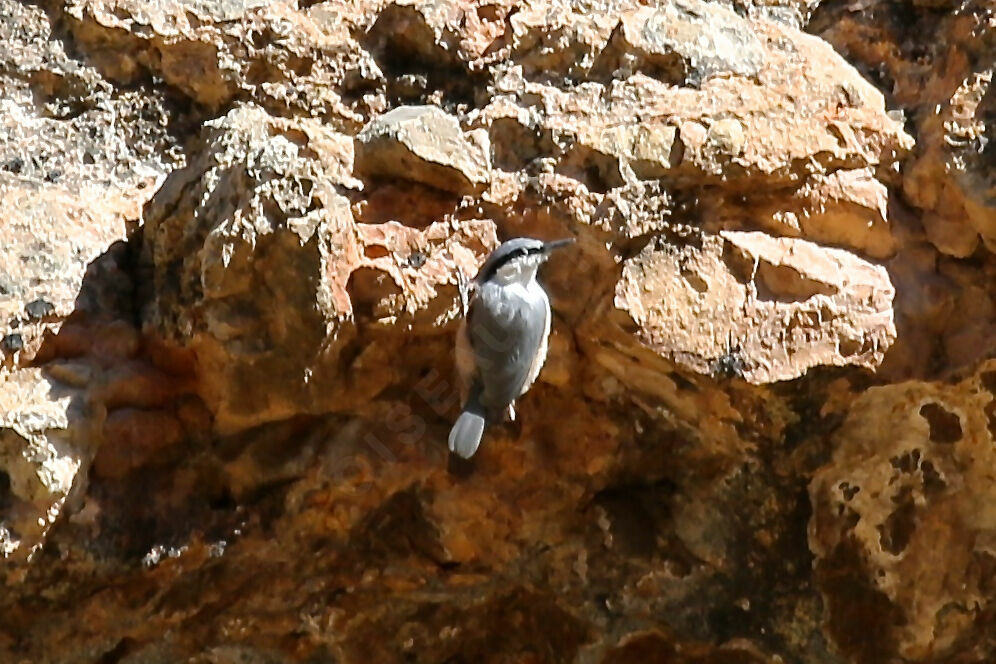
[62,0,382,124]
[0,179,145,365]
[142,103,495,433]
[0,368,98,573]
[605,230,896,384]
[92,408,184,480]
[745,167,897,259]
[813,0,996,256]
[810,360,996,661]
[0,0,992,661]
[726,0,824,28]
[141,104,361,433]
[591,1,766,87]
[482,1,912,259]
[355,105,492,195]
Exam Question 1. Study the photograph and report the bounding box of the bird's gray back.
[468,279,550,415]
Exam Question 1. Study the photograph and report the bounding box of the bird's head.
[475,236,575,285]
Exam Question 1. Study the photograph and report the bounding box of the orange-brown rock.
[0,0,994,662]
[812,0,996,257]
[810,360,996,661]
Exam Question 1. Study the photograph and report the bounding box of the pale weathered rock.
[607,230,895,384]
[481,1,912,262]
[0,0,180,582]
[745,167,897,259]
[355,105,492,194]
[0,0,176,366]
[724,0,824,27]
[0,179,139,364]
[592,1,766,87]
[0,368,97,574]
[63,0,382,126]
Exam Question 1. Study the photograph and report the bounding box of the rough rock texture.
[811,0,996,258]
[1,0,995,662]
[810,360,996,662]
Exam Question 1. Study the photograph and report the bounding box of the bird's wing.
[467,282,549,414]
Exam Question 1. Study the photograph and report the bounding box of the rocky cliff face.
[1,1,994,662]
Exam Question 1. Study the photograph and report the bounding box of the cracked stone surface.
[0,0,994,662]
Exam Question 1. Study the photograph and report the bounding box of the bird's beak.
[543,237,575,253]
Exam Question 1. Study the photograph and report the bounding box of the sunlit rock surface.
[0,0,994,662]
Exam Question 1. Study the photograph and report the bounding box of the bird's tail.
[449,385,487,459]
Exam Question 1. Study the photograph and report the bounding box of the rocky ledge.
[1,0,995,662]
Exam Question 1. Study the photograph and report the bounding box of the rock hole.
[476,4,501,21]
[838,336,864,357]
[919,403,962,444]
[0,469,11,513]
[346,267,402,322]
[362,4,471,101]
[680,268,708,293]
[554,144,624,194]
[279,129,319,161]
[753,261,839,303]
[889,449,920,474]
[841,506,859,530]
[98,637,136,664]
[878,487,916,555]
[920,460,946,496]
[208,488,237,512]
[363,243,390,260]
[720,242,755,284]
[980,371,996,395]
[488,118,553,171]
[827,124,849,148]
[668,371,699,393]
[591,481,676,558]
[260,199,287,226]
[247,27,276,51]
[838,481,859,501]
[288,56,313,78]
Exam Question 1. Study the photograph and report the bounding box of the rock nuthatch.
[448,236,575,458]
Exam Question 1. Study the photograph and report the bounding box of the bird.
[448,236,575,459]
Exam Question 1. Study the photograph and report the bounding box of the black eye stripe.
[476,243,546,282]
